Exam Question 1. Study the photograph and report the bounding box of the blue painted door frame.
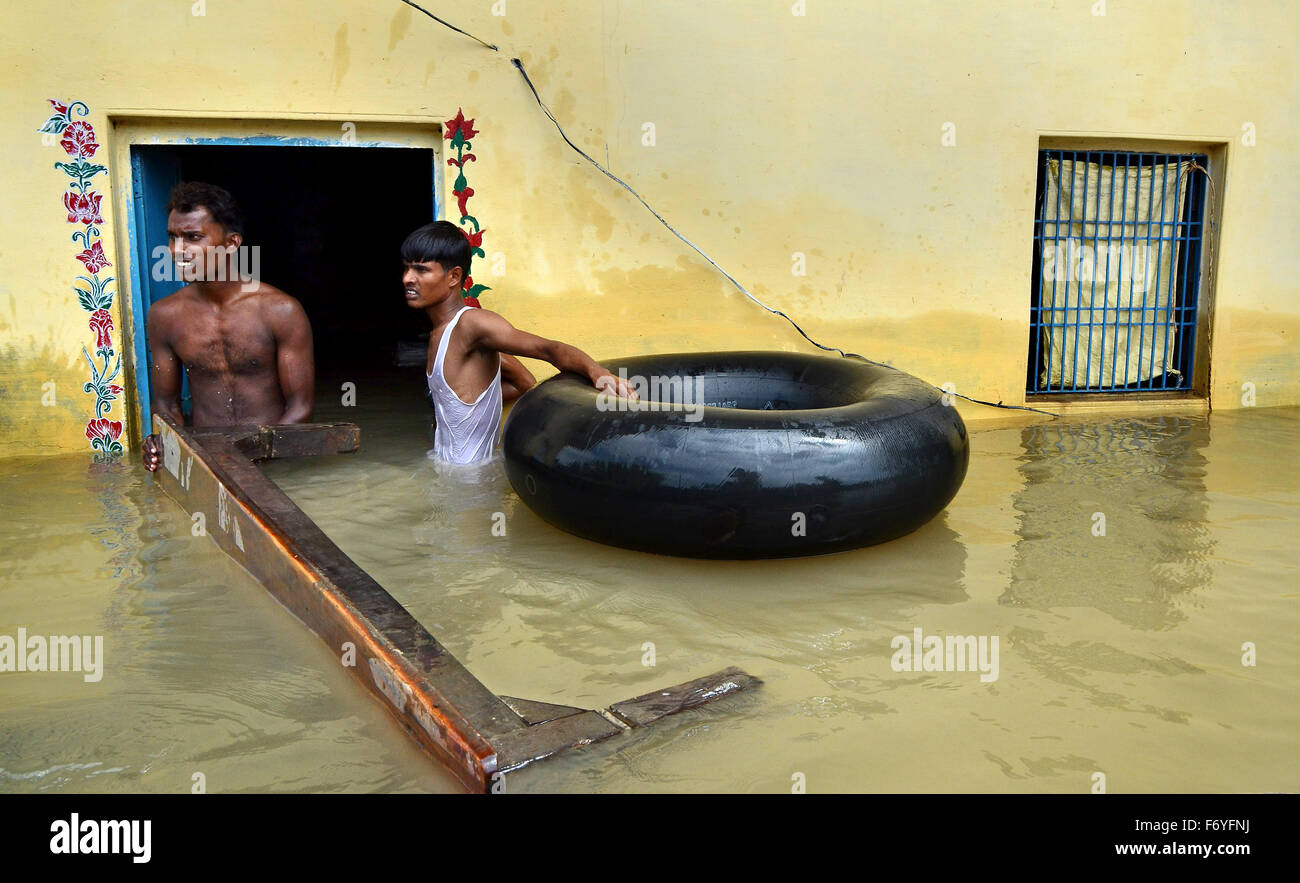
[128,146,184,433]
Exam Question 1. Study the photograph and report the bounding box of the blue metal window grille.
[1029,150,1209,394]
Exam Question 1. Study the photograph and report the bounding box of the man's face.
[402,260,461,310]
[167,208,238,282]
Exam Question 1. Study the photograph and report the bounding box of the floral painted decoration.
[85,418,124,454]
[38,98,123,456]
[445,108,489,307]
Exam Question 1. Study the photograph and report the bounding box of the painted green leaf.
[76,288,94,311]
[55,159,107,179]
[37,116,67,135]
[467,284,491,298]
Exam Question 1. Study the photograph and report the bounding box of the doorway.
[128,142,437,430]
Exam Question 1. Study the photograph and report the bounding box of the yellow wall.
[2,0,1296,457]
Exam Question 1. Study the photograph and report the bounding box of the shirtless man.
[142,182,314,471]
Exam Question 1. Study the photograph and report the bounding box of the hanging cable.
[399,0,499,51]
[403,4,1060,418]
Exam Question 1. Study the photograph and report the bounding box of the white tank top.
[427,306,502,464]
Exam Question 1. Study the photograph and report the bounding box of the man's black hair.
[401,220,471,279]
[166,181,245,237]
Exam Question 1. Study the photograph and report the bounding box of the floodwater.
[0,425,455,793]
[3,374,1297,793]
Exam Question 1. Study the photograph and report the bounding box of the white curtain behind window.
[1040,158,1190,389]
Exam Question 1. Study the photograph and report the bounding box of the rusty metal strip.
[152,415,758,791]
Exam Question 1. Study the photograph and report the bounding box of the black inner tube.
[503,351,969,559]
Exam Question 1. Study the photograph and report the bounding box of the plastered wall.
[1,0,1295,457]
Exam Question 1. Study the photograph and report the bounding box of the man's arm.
[147,307,185,424]
[268,297,315,423]
[143,307,184,471]
[500,352,536,403]
[465,309,635,398]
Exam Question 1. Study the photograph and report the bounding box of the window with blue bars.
[1029,149,1209,394]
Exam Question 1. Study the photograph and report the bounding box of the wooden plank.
[192,448,523,737]
[151,416,761,791]
[608,667,761,728]
[493,712,625,775]
[499,696,589,726]
[190,423,360,460]
[265,423,360,459]
[153,416,511,791]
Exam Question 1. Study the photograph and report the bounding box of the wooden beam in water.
[151,415,758,791]
[609,667,761,728]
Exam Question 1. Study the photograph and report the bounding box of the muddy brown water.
[3,387,1296,793]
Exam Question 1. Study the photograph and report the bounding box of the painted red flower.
[443,110,463,140]
[460,227,484,250]
[49,99,69,115]
[84,418,122,441]
[107,385,123,395]
[454,187,474,220]
[75,241,111,274]
[463,297,481,308]
[64,191,104,225]
[444,109,479,143]
[60,121,99,158]
[89,309,114,349]
[462,275,474,291]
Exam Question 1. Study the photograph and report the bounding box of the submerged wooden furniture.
[150,415,758,792]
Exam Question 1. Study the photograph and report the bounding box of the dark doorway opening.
[130,143,437,427]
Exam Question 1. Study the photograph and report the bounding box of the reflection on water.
[1000,418,1224,734]
[1004,416,1213,629]
[5,374,1298,793]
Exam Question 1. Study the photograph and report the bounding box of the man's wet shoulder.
[148,285,201,319]
[248,285,311,338]
[245,282,302,310]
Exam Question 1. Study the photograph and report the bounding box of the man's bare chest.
[169,305,276,377]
